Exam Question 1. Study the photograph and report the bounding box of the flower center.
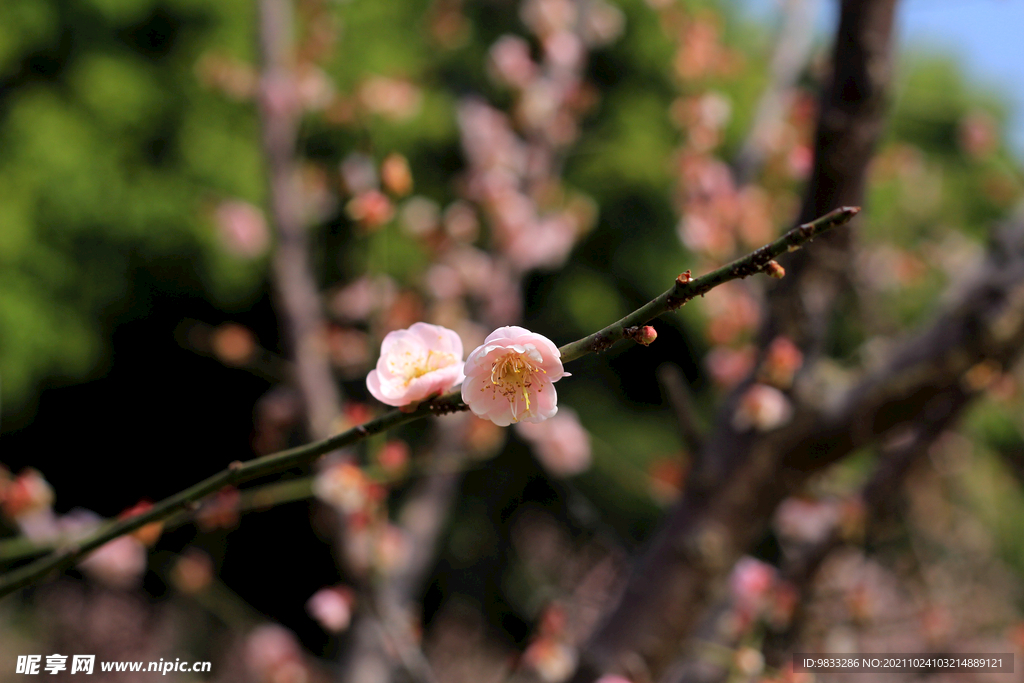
[489,350,546,420]
[390,349,457,385]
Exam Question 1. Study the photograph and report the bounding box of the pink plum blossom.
[79,535,148,589]
[214,200,269,258]
[306,586,355,633]
[516,407,591,477]
[732,383,793,432]
[489,35,537,89]
[366,323,465,406]
[462,326,568,426]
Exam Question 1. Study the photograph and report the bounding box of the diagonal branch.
[0,208,856,602]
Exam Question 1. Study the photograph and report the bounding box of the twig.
[559,207,859,363]
[0,207,855,601]
[656,364,705,454]
[361,586,442,683]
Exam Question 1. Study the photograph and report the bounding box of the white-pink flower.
[306,586,355,633]
[462,326,568,426]
[516,407,591,477]
[366,323,465,406]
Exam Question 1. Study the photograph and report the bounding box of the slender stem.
[557,206,859,362]
[0,207,857,601]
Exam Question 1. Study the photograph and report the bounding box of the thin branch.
[656,364,705,454]
[0,207,855,601]
[259,0,342,440]
[559,207,859,363]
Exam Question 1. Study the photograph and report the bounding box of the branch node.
[427,399,468,416]
[675,270,692,286]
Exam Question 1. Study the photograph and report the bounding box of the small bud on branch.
[764,260,785,278]
[625,325,658,346]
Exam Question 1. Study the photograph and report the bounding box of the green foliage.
[0,1,265,410]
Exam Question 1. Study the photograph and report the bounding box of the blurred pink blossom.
[215,200,269,258]
[522,637,577,682]
[489,35,537,89]
[340,153,379,195]
[245,624,307,683]
[774,497,839,545]
[542,31,584,72]
[378,440,410,474]
[366,322,465,406]
[580,0,625,47]
[346,189,394,229]
[330,275,397,323]
[400,196,441,236]
[374,523,411,575]
[443,201,480,242]
[15,509,59,543]
[79,535,148,589]
[446,245,493,295]
[505,213,578,271]
[730,556,775,614]
[306,586,355,633]
[314,460,373,514]
[959,111,999,159]
[760,336,804,388]
[520,0,577,37]
[516,407,591,477]
[518,81,562,133]
[64,509,147,589]
[458,99,526,174]
[171,548,214,595]
[295,65,335,111]
[326,326,371,375]
[426,264,465,300]
[732,383,793,432]
[462,326,568,426]
[2,468,54,522]
[705,345,755,388]
[358,76,422,120]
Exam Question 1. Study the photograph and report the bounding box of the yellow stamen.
[389,350,457,385]
[488,351,543,422]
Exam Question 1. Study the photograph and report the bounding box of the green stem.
[558,206,859,362]
[0,206,858,601]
